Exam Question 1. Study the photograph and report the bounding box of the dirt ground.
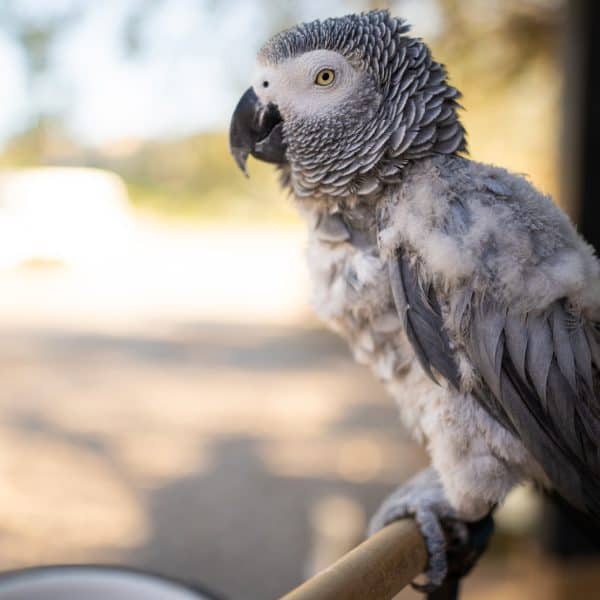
[0,320,432,599]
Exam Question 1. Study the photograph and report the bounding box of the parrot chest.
[301,201,453,444]
[304,206,415,383]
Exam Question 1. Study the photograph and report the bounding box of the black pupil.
[262,81,269,88]
[322,72,330,81]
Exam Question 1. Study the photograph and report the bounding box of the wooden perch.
[280,519,427,600]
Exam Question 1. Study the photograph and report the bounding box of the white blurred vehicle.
[0,166,309,327]
[0,167,133,270]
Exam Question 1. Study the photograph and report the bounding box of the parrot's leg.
[368,467,494,592]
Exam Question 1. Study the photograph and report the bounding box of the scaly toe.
[414,508,448,587]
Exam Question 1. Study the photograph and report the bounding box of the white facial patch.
[253,50,364,119]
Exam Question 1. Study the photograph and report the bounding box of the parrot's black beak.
[229,87,287,176]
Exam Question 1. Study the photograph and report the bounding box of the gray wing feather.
[473,297,505,400]
[499,362,583,500]
[572,325,595,395]
[504,312,528,381]
[525,314,554,408]
[468,297,600,519]
[585,324,600,373]
[387,249,600,519]
[388,248,460,388]
[551,305,577,393]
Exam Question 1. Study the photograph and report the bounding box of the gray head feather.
[260,10,467,198]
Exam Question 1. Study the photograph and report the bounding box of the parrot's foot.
[368,468,494,593]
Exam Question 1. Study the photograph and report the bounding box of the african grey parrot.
[229,9,600,589]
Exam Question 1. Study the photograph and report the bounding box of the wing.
[388,246,461,389]
[389,247,600,519]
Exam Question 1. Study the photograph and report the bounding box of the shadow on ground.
[0,322,426,599]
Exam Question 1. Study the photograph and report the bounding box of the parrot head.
[230,10,466,198]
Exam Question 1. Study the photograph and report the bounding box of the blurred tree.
[0,0,83,161]
[429,0,562,86]
[0,0,567,220]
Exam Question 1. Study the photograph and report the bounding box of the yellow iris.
[315,68,335,86]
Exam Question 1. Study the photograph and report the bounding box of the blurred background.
[0,0,595,598]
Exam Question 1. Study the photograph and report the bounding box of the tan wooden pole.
[280,519,427,600]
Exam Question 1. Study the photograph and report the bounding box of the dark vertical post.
[576,0,600,249]
[564,0,600,243]
[541,0,600,591]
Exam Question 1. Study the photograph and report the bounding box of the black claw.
[445,513,495,579]
[414,579,459,598]
[414,513,495,599]
[422,579,460,600]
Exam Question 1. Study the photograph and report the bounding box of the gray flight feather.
[466,297,600,517]
[388,248,461,388]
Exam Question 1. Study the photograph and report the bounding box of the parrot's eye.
[315,68,335,87]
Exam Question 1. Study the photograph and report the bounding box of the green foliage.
[108,132,298,222]
[0,126,299,222]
